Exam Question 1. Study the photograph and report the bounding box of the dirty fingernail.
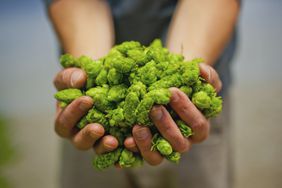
[170,89,179,102]
[150,106,163,121]
[134,128,150,141]
[79,100,90,111]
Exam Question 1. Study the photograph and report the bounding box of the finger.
[55,102,63,118]
[150,105,190,153]
[199,63,222,93]
[132,125,163,166]
[55,96,93,138]
[124,137,139,153]
[72,123,105,150]
[169,88,210,143]
[53,67,87,90]
[94,135,119,155]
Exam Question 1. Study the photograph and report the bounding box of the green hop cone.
[192,91,211,110]
[151,134,173,156]
[54,39,223,170]
[124,92,139,125]
[180,86,193,98]
[106,107,125,127]
[54,89,83,107]
[107,84,128,102]
[166,152,181,163]
[119,149,143,168]
[93,148,122,170]
[60,54,77,68]
[85,108,109,129]
[203,96,223,118]
[176,120,193,138]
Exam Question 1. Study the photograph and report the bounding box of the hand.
[123,63,222,165]
[54,67,119,154]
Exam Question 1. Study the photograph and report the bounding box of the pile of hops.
[54,39,222,170]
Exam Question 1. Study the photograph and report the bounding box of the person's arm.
[50,0,118,152]
[166,0,240,65]
[49,0,114,58]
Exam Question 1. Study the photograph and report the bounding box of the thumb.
[53,67,87,90]
[199,63,222,93]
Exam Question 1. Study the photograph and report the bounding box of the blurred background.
[0,0,281,188]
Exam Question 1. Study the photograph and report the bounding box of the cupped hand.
[54,67,119,153]
[123,63,222,165]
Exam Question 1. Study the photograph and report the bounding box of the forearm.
[48,0,114,59]
[166,0,239,65]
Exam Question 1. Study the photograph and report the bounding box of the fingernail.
[200,63,211,81]
[134,128,149,141]
[105,137,117,148]
[70,71,83,87]
[150,106,163,121]
[79,100,90,111]
[170,89,179,103]
[90,124,104,137]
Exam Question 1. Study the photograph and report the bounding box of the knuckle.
[178,103,190,115]
[162,122,174,135]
